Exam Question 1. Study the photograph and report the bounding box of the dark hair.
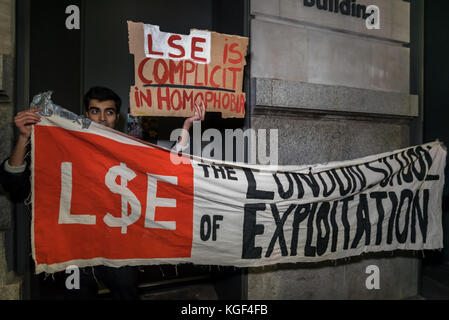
[83,86,122,113]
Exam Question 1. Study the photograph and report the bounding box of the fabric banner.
[32,106,446,274]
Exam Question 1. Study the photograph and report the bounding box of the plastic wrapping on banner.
[33,91,92,130]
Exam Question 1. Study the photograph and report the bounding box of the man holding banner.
[0,86,205,299]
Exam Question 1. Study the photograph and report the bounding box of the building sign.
[31,105,446,274]
[128,22,249,118]
[303,0,374,20]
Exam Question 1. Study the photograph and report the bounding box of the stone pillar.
[247,0,420,299]
[0,0,22,300]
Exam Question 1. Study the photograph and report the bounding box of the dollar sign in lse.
[104,163,141,234]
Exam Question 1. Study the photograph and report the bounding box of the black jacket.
[0,158,31,203]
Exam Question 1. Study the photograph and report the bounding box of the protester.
[0,86,205,299]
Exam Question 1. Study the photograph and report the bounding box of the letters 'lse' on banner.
[32,108,446,274]
[128,21,249,118]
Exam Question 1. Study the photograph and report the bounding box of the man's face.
[86,99,119,129]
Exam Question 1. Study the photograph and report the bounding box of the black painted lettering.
[265,204,296,258]
[411,147,429,181]
[346,166,358,194]
[242,203,266,259]
[212,215,223,241]
[341,196,354,249]
[401,150,414,183]
[211,165,226,179]
[197,163,211,178]
[316,202,331,256]
[332,168,352,197]
[243,168,275,200]
[395,189,413,244]
[291,172,305,199]
[387,192,399,245]
[224,166,238,181]
[305,203,318,257]
[200,215,211,241]
[349,165,366,192]
[411,189,429,243]
[296,172,320,198]
[393,153,405,186]
[382,157,394,187]
[365,161,389,187]
[351,194,371,248]
[273,173,294,200]
[291,204,310,256]
[370,192,387,245]
[317,171,336,197]
[330,201,339,252]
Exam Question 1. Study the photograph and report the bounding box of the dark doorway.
[423,0,449,264]
[421,0,449,299]
[17,0,248,300]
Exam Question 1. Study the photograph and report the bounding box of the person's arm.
[7,135,29,170]
[173,100,205,151]
[0,108,40,202]
[7,108,41,168]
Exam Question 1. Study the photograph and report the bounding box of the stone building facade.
[246,0,422,299]
[0,0,22,300]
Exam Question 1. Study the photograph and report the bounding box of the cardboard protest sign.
[32,105,446,274]
[128,21,249,118]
